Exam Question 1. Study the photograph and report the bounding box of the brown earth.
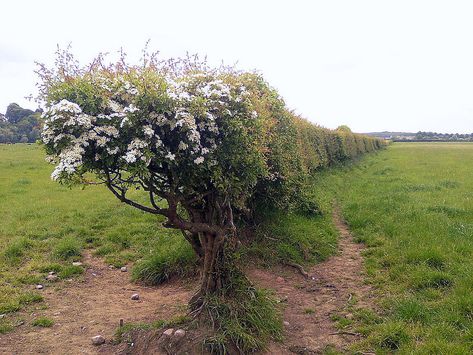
[0,207,373,354]
[0,252,194,355]
[259,206,374,354]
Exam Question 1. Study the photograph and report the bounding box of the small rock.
[92,273,97,277]
[72,262,82,266]
[131,293,140,300]
[0,314,5,319]
[120,266,127,272]
[163,328,174,337]
[46,274,58,282]
[174,329,186,338]
[36,284,44,290]
[276,276,285,283]
[48,271,56,276]
[108,265,115,269]
[283,321,290,327]
[91,335,105,346]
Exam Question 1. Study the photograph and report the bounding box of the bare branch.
[106,183,164,215]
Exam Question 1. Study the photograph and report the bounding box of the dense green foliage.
[37,50,384,224]
[255,115,384,211]
[0,103,42,143]
[325,143,473,353]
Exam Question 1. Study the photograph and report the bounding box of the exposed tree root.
[284,261,310,279]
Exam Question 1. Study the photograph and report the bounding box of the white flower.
[107,147,120,155]
[251,110,258,119]
[49,99,82,115]
[120,117,129,127]
[194,156,204,165]
[95,136,109,147]
[178,141,188,151]
[127,88,138,95]
[165,152,175,161]
[143,125,154,137]
[124,151,137,163]
[95,126,119,137]
[124,104,139,113]
[50,144,85,180]
[108,100,123,113]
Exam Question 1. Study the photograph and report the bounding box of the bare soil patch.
[0,252,194,355]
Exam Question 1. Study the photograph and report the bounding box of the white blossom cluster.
[42,73,258,183]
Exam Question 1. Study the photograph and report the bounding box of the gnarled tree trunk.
[189,231,234,313]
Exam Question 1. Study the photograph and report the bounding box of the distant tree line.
[0,103,43,143]
[411,131,473,142]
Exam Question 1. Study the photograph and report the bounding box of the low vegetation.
[326,143,473,353]
[31,316,54,327]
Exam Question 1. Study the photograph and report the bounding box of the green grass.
[323,143,473,353]
[131,239,197,285]
[243,179,338,267]
[31,316,54,327]
[0,144,185,320]
[202,271,283,354]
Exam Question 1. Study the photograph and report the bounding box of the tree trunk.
[189,232,231,313]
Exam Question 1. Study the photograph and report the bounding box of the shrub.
[37,47,384,350]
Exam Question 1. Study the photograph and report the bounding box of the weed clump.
[200,271,282,353]
[53,237,81,260]
[376,321,410,350]
[3,238,32,265]
[32,317,54,327]
[132,242,197,285]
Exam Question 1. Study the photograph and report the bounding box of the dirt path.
[0,252,194,355]
[251,206,373,354]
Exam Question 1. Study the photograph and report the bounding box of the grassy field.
[0,144,337,336]
[3,142,473,353]
[330,143,473,353]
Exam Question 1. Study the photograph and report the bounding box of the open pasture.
[333,143,473,353]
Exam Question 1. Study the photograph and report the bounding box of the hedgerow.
[37,48,384,352]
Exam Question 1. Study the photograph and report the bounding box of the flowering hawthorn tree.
[38,51,274,309]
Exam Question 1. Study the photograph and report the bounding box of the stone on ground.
[163,328,174,337]
[91,335,105,345]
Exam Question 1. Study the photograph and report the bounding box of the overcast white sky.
[1,0,472,133]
